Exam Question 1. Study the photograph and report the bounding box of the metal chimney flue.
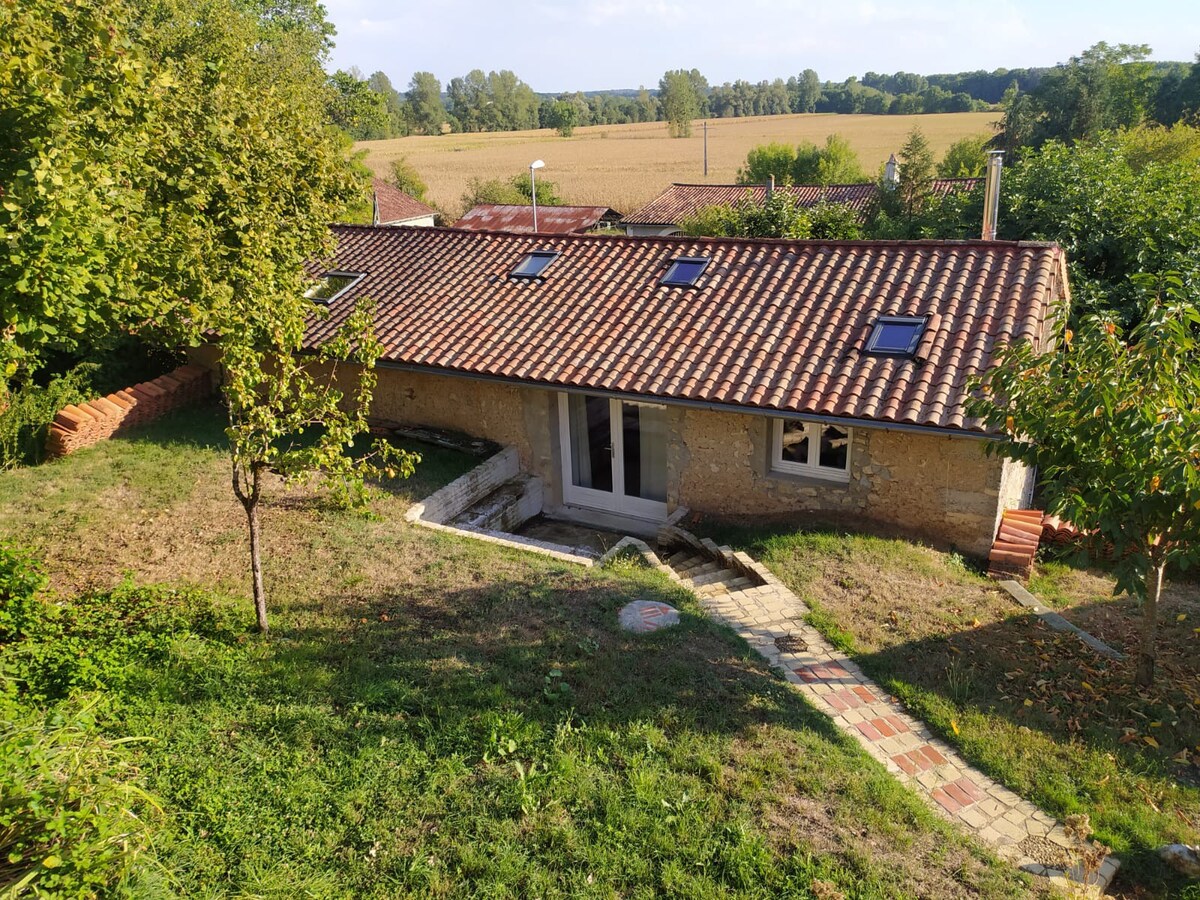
[766,174,775,198]
[981,150,1004,241]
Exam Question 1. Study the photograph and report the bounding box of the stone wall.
[669,406,1009,556]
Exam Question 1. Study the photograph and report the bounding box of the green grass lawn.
[0,407,1034,898]
[700,521,1200,899]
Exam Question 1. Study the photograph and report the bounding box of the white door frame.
[557,393,669,522]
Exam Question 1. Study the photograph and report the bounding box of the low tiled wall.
[46,365,214,459]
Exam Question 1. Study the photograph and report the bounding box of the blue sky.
[323,0,1200,92]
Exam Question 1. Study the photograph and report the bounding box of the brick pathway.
[667,547,1119,894]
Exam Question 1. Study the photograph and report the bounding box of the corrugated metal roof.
[307,225,1066,434]
[454,204,621,234]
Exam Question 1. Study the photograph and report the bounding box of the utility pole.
[703,120,708,177]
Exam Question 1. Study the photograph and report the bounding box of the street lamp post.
[529,159,545,232]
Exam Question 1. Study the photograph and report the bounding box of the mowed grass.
[358,111,999,217]
[0,406,1035,898]
[700,521,1200,899]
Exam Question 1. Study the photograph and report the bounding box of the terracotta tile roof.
[372,179,436,224]
[454,203,622,234]
[621,179,982,226]
[307,226,1067,434]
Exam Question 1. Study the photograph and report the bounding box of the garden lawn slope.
[0,406,1032,897]
[702,522,1200,899]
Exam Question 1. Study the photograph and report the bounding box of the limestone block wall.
[669,406,1008,557]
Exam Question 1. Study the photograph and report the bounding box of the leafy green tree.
[938,133,991,177]
[659,69,704,138]
[680,192,860,240]
[737,143,797,185]
[367,70,411,138]
[970,275,1200,687]
[407,71,446,135]
[388,157,428,202]
[326,69,387,139]
[1000,42,1155,150]
[791,69,822,113]
[548,100,578,137]
[460,172,563,212]
[136,0,395,629]
[790,135,865,184]
[0,0,163,388]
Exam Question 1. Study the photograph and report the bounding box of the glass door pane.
[567,394,613,492]
[621,402,667,503]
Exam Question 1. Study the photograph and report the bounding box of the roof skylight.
[305,271,363,304]
[660,256,710,288]
[866,315,927,357]
[511,250,559,279]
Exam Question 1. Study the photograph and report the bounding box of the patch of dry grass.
[357,111,999,217]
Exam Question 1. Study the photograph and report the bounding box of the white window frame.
[770,419,852,482]
[304,271,364,304]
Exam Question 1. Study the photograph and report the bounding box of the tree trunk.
[1135,562,1165,688]
[233,460,268,634]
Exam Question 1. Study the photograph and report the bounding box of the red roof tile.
[372,179,436,225]
[622,179,982,226]
[306,226,1067,434]
[454,203,622,234]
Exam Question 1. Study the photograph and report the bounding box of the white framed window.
[771,419,852,481]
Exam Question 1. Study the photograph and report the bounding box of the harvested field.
[356,111,999,217]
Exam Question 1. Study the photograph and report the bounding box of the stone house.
[288,225,1067,556]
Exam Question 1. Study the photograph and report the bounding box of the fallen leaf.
[1144,736,1160,748]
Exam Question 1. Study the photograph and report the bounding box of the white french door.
[557,393,669,521]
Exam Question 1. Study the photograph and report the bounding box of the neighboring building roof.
[621,179,982,226]
[372,178,437,225]
[307,226,1067,435]
[453,203,622,234]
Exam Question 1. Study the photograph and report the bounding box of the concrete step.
[670,553,704,570]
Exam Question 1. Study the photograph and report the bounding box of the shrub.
[0,543,48,646]
[0,368,94,469]
[4,579,242,703]
[0,699,155,897]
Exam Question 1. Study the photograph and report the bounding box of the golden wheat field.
[356,111,999,217]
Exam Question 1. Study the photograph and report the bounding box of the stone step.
[680,561,720,579]
[667,550,695,567]
[686,567,739,587]
[722,576,755,591]
[694,575,756,597]
[670,553,705,571]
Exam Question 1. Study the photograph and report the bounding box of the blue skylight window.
[304,271,363,304]
[511,250,559,279]
[866,315,927,357]
[660,256,710,288]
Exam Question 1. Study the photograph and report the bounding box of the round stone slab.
[619,600,680,633]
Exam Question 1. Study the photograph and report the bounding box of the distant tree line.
[326,47,1199,142]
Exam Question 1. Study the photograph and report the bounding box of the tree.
[221,299,413,633]
[460,172,563,212]
[737,143,797,185]
[387,157,428,202]
[547,100,578,137]
[970,275,1200,687]
[679,192,861,240]
[938,133,991,177]
[792,68,822,113]
[326,69,387,139]
[659,69,703,138]
[0,0,163,389]
[134,0,399,630]
[1000,42,1155,150]
[407,71,445,135]
[367,70,410,138]
[791,135,866,184]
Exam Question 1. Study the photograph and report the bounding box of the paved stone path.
[666,547,1119,895]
